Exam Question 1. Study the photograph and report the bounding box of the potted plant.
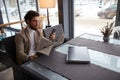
[100,22,113,42]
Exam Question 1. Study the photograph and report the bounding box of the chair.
[2,36,17,64]
[2,36,24,80]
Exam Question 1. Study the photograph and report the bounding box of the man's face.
[27,16,40,30]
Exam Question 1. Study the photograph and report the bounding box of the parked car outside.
[97,4,117,19]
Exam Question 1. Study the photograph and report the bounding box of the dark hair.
[24,10,40,24]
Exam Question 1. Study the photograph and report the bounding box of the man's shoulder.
[15,28,28,38]
[17,27,28,34]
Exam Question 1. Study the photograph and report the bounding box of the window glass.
[3,0,21,30]
[0,0,21,37]
[0,0,8,23]
[19,0,37,20]
[74,0,118,37]
[39,0,59,29]
[18,0,37,29]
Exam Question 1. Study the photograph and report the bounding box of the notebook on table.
[66,46,90,64]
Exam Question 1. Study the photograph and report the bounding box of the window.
[74,0,118,37]
[39,0,59,28]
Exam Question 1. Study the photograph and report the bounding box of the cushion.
[0,67,14,80]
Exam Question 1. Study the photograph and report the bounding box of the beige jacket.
[15,26,51,64]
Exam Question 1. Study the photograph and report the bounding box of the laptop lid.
[66,46,90,64]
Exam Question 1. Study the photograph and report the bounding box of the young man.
[15,10,55,64]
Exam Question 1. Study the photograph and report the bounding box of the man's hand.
[49,33,56,41]
[29,55,38,60]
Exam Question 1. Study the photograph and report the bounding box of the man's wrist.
[26,56,30,61]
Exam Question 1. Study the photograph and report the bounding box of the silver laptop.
[66,46,90,64]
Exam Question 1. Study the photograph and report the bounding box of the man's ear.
[26,20,30,24]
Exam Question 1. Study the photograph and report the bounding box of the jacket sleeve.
[15,33,27,64]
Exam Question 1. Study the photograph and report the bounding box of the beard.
[29,24,38,30]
